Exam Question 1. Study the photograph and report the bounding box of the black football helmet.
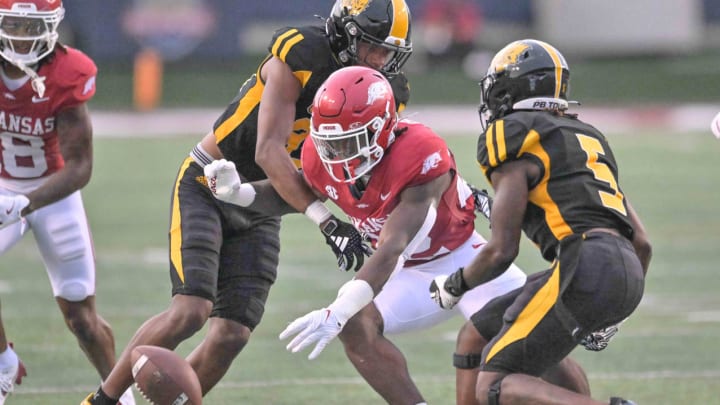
[478,39,571,129]
[326,0,412,76]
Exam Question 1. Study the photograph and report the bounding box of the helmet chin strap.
[10,58,46,97]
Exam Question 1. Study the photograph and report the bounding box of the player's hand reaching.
[0,194,29,230]
[579,319,625,351]
[203,159,256,206]
[467,182,493,221]
[279,308,344,360]
[430,268,471,309]
[320,216,372,271]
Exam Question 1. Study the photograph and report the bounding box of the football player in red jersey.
[84,1,413,404]
[430,39,651,405]
[205,66,590,404]
[0,1,135,404]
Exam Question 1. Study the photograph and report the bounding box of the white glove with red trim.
[0,195,29,230]
[279,308,345,360]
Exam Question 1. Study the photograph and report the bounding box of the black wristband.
[445,267,471,296]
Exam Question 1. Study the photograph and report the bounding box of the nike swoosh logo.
[472,243,484,249]
[380,192,391,200]
[32,96,49,103]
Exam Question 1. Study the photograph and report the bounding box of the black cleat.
[610,397,637,405]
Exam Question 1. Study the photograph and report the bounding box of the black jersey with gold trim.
[477,111,635,261]
[212,26,342,182]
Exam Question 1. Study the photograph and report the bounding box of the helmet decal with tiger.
[478,39,572,130]
[341,0,370,15]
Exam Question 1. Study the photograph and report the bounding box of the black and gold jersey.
[212,26,342,182]
[477,111,634,261]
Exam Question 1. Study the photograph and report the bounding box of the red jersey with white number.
[302,120,476,261]
[0,45,97,180]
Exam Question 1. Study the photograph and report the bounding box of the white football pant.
[0,188,96,302]
[375,231,527,334]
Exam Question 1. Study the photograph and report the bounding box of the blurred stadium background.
[3,0,720,404]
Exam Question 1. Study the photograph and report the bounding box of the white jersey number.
[0,131,48,178]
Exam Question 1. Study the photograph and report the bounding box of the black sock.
[87,387,119,405]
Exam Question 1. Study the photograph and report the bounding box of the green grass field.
[2,129,720,404]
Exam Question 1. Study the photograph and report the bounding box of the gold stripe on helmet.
[535,40,564,99]
[388,0,410,45]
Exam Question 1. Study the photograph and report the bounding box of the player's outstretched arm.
[280,173,451,359]
[23,104,93,215]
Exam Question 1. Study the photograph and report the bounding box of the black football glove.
[320,215,373,272]
[467,182,492,221]
[388,72,410,113]
[429,268,470,309]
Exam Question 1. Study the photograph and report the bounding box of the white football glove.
[429,274,463,310]
[0,194,29,230]
[279,308,345,360]
[203,159,256,206]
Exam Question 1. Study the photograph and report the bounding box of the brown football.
[130,345,202,405]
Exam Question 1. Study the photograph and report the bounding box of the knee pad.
[57,281,91,302]
[487,376,505,405]
[453,352,483,369]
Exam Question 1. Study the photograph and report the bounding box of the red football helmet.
[311,66,398,183]
[0,0,64,66]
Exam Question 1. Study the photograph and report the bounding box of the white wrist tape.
[304,200,332,225]
[327,279,374,323]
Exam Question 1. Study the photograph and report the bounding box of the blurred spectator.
[420,0,483,65]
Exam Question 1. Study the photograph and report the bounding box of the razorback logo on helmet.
[367,80,388,106]
[491,42,530,74]
[341,0,370,15]
[82,76,96,95]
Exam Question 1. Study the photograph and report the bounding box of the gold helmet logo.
[490,42,530,74]
[341,0,371,15]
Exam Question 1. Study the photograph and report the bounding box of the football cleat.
[0,342,26,405]
[609,397,637,405]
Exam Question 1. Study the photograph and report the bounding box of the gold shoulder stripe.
[486,120,507,168]
[272,29,304,62]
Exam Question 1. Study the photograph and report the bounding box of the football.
[130,345,202,405]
